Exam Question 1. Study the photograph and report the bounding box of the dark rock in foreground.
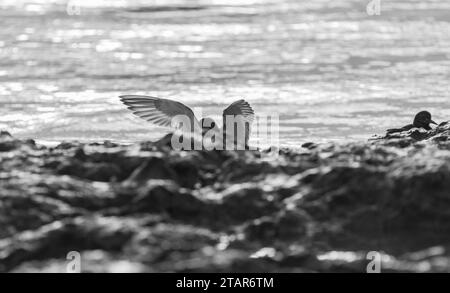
[1,123,450,273]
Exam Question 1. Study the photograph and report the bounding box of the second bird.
[386,111,437,134]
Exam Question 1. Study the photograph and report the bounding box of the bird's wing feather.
[222,99,254,122]
[120,95,201,134]
[222,99,254,149]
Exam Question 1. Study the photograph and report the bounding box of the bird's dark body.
[386,111,437,134]
[387,124,416,134]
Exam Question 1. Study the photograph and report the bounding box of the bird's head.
[200,117,218,135]
[413,111,437,129]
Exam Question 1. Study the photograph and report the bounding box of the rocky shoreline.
[1,121,450,273]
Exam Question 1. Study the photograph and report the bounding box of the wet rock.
[73,147,87,160]
[169,157,200,188]
[57,161,123,182]
[302,142,318,149]
[219,159,280,182]
[0,216,136,272]
[0,131,12,138]
[11,251,149,273]
[0,189,77,239]
[218,185,278,223]
[123,181,208,223]
[123,223,218,268]
[55,142,77,150]
[35,177,120,211]
[0,134,22,152]
[125,157,177,184]
[243,210,310,242]
[1,123,450,272]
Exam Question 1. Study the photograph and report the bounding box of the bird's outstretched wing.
[120,95,201,134]
[222,99,255,122]
[222,99,254,149]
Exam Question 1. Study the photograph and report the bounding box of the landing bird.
[386,111,437,134]
[119,95,255,149]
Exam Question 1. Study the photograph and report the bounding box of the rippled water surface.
[1,0,449,146]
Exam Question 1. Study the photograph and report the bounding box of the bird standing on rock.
[386,111,438,134]
[119,95,255,150]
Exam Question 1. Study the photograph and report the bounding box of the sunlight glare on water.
[0,0,449,146]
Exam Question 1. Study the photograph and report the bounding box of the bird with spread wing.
[119,95,255,150]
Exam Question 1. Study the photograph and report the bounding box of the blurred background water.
[0,0,449,147]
